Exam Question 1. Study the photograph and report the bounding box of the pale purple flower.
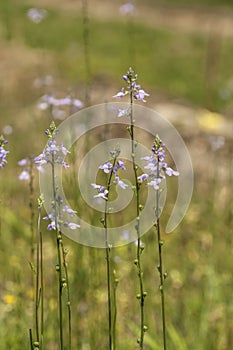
[165,167,179,177]
[94,190,109,200]
[65,221,80,230]
[63,205,77,217]
[57,156,69,168]
[0,138,9,169]
[140,135,179,190]
[114,160,126,173]
[27,8,48,24]
[138,173,149,182]
[46,140,59,153]
[113,67,149,105]
[99,162,113,173]
[44,203,80,231]
[19,169,30,181]
[73,99,84,108]
[117,108,130,118]
[147,179,162,190]
[115,175,128,189]
[18,158,28,166]
[34,137,70,169]
[92,184,109,200]
[120,3,135,15]
[135,89,150,102]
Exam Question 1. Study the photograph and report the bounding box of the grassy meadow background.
[0,0,232,349]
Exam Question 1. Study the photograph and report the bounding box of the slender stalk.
[51,155,64,350]
[39,205,44,350]
[112,270,119,350]
[29,328,33,350]
[81,0,91,106]
[129,82,145,350]
[60,239,72,350]
[155,162,167,350]
[29,157,35,262]
[103,157,116,350]
[35,207,40,343]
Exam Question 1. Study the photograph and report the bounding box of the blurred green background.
[0,0,232,349]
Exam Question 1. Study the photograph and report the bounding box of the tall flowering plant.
[139,135,179,350]
[92,147,127,350]
[34,122,79,350]
[114,68,149,349]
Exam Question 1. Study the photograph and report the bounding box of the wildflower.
[115,175,128,189]
[44,203,79,231]
[92,184,109,200]
[63,205,77,217]
[19,169,30,181]
[120,2,135,15]
[34,123,70,169]
[113,67,149,104]
[37,93,83,119]
[0,136,9,169]
[138,135,179,190]
[27,8,48,24]
[92,149,127,201]
[99,162,112,173]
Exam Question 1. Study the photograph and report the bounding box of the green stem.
[51,156,64,350]
[29,158,35,262]
[29,329,33,350]
[129,89,145,349]
[81,0,91,106]
[156,162,167,350]
[35,207,40,343]
[112,272,118,350]
[103,157,117,350]
[39,218,44,350]
[61,239,72,350]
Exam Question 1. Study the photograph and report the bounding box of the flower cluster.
[113,67,149,104]
[38,94,83,120]
[27,8,48,24]
[138,135,179,190]
[44,197,80,231]
[0,136,9,169]
[92,148,128,200]
[34,122,70,169]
